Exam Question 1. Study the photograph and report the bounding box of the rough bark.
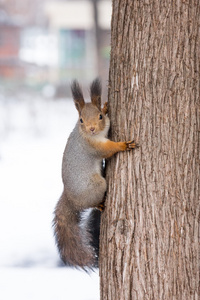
[100,1,200,299]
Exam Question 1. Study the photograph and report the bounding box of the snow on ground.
[0,267,99,300]
[0,94,99,300]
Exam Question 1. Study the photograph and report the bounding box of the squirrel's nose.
[90,127,95,132]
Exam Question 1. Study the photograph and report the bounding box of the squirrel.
[53,78,137,270]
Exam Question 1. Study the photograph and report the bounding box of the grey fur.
[54,122,108,269]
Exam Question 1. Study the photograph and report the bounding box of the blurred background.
[0,1,111,299]
[0,0,111,96]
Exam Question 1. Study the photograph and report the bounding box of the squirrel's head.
[71,78,110,137]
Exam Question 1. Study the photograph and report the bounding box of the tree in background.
[100,1,199,299]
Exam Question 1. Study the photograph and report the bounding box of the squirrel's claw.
[96,202,105,212]
[126,140,139,150]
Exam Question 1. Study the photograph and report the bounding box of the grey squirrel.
[53,78,136,269]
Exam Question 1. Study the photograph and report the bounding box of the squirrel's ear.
[90,78,102,110]
[71,80,85,113]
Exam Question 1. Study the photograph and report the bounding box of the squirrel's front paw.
[126,140,139,150]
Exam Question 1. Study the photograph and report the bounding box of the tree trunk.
[99,1,199,299]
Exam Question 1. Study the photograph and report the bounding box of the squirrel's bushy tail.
[53,192,96,269]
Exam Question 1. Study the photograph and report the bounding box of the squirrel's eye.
[99,114,103,120]
[80,118,83,123]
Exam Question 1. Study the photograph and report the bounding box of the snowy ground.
[0,94,99,300]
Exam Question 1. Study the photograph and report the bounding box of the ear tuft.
[71,80,85,113]
[90,78,102,110]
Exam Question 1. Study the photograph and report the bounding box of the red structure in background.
[0,11,24,79]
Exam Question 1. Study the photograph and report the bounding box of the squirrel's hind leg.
[81,174,106,209]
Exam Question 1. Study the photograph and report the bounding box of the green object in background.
[101,46,110,59]
[59,29,86,68]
